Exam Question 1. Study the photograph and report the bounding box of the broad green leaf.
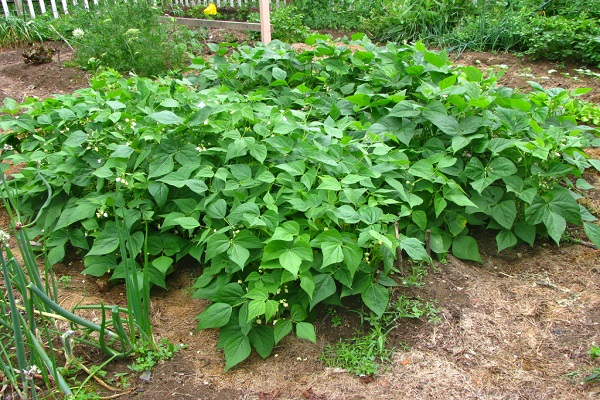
[228,242,250,270]
[514,220,536,246]
[274,319,292,344]
[309,274,336,310]
[425,112,460,135]
[247,299,266,321]
[206,199,227,219]
[148,154,174,179]
[341,243,362,278]
[361,283,389,317]
[400,237,430,261]
[152,256,173,274]
[63,130,87,148]
[490,201,516,230]
[205,233,231,261]
[452,235,482,262]
[196,303,233,330]
[543,211,566,245]
[149,110,183,125]
[584,223,600,248]
[87,223,119,256]
[212,283,245,306]
[295,322,316,343]
[249,326,274,359]
[496,229,517,252]
[300,275,315,298]
[321,242,344,268]
[82,254,117,276]
[488,157,517,177]
[148,181,168,208]
[290,304,308,322]
[223,333,251,371]
[317,176,342,191]
[172,217,200,230]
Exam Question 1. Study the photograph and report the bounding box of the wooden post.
[14,0,25,15]
[258,0,271,45]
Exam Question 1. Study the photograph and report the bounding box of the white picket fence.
[1,0,281,19]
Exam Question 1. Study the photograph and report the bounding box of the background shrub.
[67,2,191,76]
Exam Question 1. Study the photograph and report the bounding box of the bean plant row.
[1,36,599,370]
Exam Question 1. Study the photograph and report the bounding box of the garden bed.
[1,42,600,399]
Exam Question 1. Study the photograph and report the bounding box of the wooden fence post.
[14,0,25,15]
[259,0,271,45]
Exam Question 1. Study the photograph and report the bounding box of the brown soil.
[1,42,600,400]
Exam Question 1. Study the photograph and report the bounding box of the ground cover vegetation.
[2,33,600,376]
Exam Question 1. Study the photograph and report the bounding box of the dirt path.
[1,43,600,399]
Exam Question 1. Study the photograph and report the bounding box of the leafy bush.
[248,5,311,43]
[523,15,600,66]
[361,0,474,45]
[2,37,600,370]
[293,0,377,31]
[65,2,193,76]
[0,14,47,48]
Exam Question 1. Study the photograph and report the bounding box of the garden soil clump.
[1,44,600,399]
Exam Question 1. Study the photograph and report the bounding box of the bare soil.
[1,41,600,400]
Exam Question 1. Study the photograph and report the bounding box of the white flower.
[197,101,206,108]
[3,144,13,151]
[72,28,85,38]
[0,230,10,243]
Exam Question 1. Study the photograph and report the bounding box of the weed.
[58,275,72,288]
[129,339,183,372]
[589,345,600,359]
[327,308,343,327]
[320,328,393,376]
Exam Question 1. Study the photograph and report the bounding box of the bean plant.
[1,36,599,370]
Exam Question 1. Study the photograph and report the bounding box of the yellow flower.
[203,3,217,15]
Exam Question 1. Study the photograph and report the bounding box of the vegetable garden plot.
[1,36,600,373]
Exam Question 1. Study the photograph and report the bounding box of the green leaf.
[300,275,315,298]
[223,333,251,371]
[196,303,233,330]
[152,256,173,274]
[149,110,183,125]
[490,200,516,230]
[361,283,389,317]
[148,154,174,179]
[212,283,245,306]
[206,199,227,219]
[295,322,316,343]
[317,176,342,191]
[543,211,566,245]
[172,217,200,230]
[425,112,460,135]
[273,320,292,344]
[87,223,119,256]
[227,242,250,270]
[400,237,430,261]
[452,235,482,262]
[496,229,517,252]
[82,254,117,276]
[584,223,600,248]
[148,182,169,208]
[63,130,88,147]
[488,157,517,177]
[309,274,336,310]
[206,233,231,261]
[249,326,274,359]
[321,242,344,268]
[514,220,536,246]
